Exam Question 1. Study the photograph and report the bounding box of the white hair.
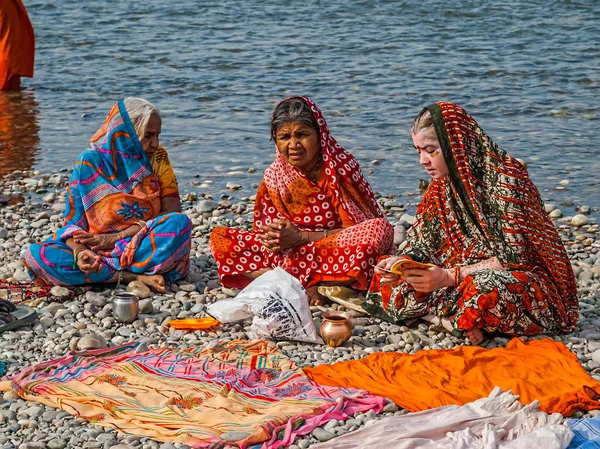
[123,97,160,141]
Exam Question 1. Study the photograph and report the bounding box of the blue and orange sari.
[24,100,191,286]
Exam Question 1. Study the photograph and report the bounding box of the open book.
[380,259,433,275]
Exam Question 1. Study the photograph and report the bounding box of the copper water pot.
[320,311,353,347]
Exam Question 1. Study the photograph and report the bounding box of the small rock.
[383,401,399,413]
[127,280,151,299]
[571,214,590,227]
[50,285,71,297]
[196,200,218,213]
[86,291,108,307]
[139,299,154,314]
[78,334,108,351]
[549,209,563,219]
[313,427,336,442]
[48,439,67,449]
[179,284,197,292]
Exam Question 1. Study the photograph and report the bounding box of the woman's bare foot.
[137,274,166,293]
[466,328,484,345]
[306,285,328,306]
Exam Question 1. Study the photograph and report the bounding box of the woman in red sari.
[366,102,578,344]
[210,97,394,304]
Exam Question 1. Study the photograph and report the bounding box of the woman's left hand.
[257,219,304,252]
[400,266,452,293]
[74,232,122,252]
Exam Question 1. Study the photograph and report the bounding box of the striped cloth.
[1,340,384,448]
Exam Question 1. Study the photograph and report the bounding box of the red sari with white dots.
[210,97,394,290]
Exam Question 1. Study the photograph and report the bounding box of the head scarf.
[57,100,161,240]
[407,101,578,331]
[254,96,382,231]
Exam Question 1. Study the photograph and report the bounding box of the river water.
[2,0,599,209]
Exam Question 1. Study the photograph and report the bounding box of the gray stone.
[313,427,336,442]
[23,406,44,418]
[196,200,218,213]
[127,280,151,299]
[50,285,71,297]
[85,291,108,307]
[383,401,399,413]
[549,209,563,219]
[78,333,107,351]
[48,439,67,449]
[298,440,311,449]
[139,299,154,314]
[323,419,339,432]
[572,214,590,227]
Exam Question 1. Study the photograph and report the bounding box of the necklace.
[311,155,322,183]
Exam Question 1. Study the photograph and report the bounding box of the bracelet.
[73,249,81,269]
[135,220,146,229]
[115,270,123,290]
[454,265,461,287]
[322,229,328,239]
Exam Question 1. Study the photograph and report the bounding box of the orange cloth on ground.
[305,338,600,416]
[0,0,35,88]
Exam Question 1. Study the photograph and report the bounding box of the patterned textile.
[150,147,180,199]
[23,100,191,285]
[0,280,89,305]
[365,102,578,335]
[1,340,384,449]
[211,96,393,290]
[568,416,600,448]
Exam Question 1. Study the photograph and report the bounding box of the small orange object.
[168,318,219,330]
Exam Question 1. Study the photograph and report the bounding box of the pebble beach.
[0,169,599,449]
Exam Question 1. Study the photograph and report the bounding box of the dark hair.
[270,97,320,141]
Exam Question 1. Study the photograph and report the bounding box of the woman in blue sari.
[23,98,191,292]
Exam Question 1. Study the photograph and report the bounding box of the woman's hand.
[76,249,101,275]
[374,256,408,284]
[74,232,121,252]
[400,265,453,293]
[257,219,304,253]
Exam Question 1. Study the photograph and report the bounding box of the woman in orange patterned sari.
[366,102,578,344]
[210,97,394,304]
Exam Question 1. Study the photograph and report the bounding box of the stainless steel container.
[113,292,139,323]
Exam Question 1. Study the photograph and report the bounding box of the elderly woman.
[366,102,578,344]
[210,96,394,304]
[24,98,191,292]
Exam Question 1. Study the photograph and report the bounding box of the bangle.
[135,220,146,229]
[454,266,461,287]
[323,229,328,239]
[73,249,81,269]
[115,270,123,290]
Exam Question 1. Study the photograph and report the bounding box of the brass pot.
[320,311,353,347]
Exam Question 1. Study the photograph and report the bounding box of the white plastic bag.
[207,267,323,344]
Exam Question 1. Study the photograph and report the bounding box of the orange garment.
[305,338,600,416]
[0,0,34,90]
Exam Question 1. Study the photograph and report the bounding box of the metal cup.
[112,292,139,323]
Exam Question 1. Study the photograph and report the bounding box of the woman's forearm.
[457,257,503,283]
[298,228,342,245]
[66,238,87,253]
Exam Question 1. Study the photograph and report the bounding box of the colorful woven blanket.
[0,340,383,448]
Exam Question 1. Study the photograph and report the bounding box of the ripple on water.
[1,0,598,209]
